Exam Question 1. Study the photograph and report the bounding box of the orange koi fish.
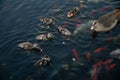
[94,61,102,67]
[75,18,81,23]
[94,47,107,53]
[104,37,114,42]
[86,52,91,62]
[72,49,79,61]
[103,59,113,65]
[107,64,116,72]
[89,10,97,15]
[98,6,112,12]
[92,67,97,80]
[76,24,81,27]
[63,21,67,25]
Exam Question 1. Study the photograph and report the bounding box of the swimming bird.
[91,8,120,37]
[35,55,51,66]
[67,7,79,18]
[57,26,72,40]
[18,42,42,53]
[40,17,55,25]
[111,49,120,55]
[110,49,120,60]
[36,33,54,41]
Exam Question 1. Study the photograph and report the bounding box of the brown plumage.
[91,9,120,32]
[115,11,120,19]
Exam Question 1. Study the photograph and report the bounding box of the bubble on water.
[62,42,66,44]
[72,58,76,61]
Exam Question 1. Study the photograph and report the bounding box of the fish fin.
[91,31,98,38]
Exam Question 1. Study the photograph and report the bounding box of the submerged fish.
[106,64,116,72]
[104,37,114,42]
[74,20,93,35]
[88,0,103,3]
[93,47,107,53]
[35,55,51,67]
[90,66,98,80]
[86,52,91,62]
[92,67,97,80]
[72,49,79,61]
[98,6,112,12]
[103,59,113,65]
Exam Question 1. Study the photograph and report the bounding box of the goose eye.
[92,21,97,26]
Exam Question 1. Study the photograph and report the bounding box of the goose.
[18,42,42,52]
[91,8,120,37]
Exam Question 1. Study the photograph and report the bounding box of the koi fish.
[74,20,93,35]
[92,67,97,80]
[103,59,113,65]
[72,49,79,61]
[98,6,112,12]
[93,61,102,67]
[75,18,81,23]
[107,64,116,72]
[63,21,67,25]
[89,10,97,15]
[93,47,107,53]
[86,52,91,62]
[76,24,81,27]
[62,22,67,28]
[104,37,114,42]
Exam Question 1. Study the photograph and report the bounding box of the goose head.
[90,20,98,31]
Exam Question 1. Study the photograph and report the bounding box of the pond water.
[0,0,120,80]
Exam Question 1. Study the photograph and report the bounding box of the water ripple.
[0,0,120,80]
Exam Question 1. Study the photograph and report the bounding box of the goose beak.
[90,26,94,30]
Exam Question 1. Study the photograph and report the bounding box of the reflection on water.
[0,0,120,80]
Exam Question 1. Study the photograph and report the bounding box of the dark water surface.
[0,0,120,80]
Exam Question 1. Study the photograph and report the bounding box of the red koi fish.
[94,61,102,67]
[107,64,116,72]
[86,52,91,62]
[75,19,81,23]
[89,10,97,15]
[92,67,97,80]
[61,24,66,28]
[104,37,114,42]
[76,24,81,27]
[103,59,113,65]
[72,49,79,61]
[93,47,107,53]
[63,21,67,25]
[98,6,112,12]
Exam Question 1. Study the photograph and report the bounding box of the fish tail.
[72,49,79,61]
[92,68,97,80]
